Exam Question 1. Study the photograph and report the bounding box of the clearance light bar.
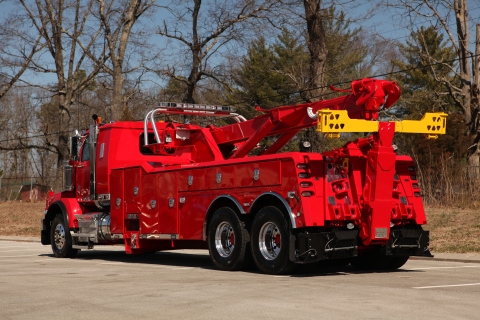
[158,102,236,113]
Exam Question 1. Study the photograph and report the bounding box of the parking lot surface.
[0,240,479,319]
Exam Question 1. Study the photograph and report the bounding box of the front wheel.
[50,214,78,258]
[208,207,251,271]
[250,207,296,275]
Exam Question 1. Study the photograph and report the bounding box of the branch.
[0,34,43,99]
[199,70,233,92]
[157,21,193,48]
[420,0,460,53]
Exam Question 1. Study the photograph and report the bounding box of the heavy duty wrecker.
[41,78,447,274]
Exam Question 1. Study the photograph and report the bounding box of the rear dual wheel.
[208,208,251,271]
[250,207,296,275]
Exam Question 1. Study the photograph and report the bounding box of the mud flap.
[386,227,433,257]
[40,219,50,245]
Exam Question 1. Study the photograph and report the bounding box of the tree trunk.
[468,24,480,177]
[185,49,200,104]
[302,0,328,153]
[303,0,328,101]
[111,68,125,121]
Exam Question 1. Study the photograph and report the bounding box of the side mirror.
[70,136,80,159]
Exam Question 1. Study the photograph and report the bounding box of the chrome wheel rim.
[215,222,235,258]
[258,222,281,260]
[54,223,66,250]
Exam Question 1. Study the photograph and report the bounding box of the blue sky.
[1,1,479,89]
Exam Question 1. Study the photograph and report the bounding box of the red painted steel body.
[42,78,431,272]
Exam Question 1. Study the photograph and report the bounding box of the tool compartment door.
[109,169,124,234]
[157,172,178,234]
[141,174,160,234]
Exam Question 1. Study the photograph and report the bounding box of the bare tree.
[0,6,44,99]
[386,0,480,176]
[96,0,157,121]
[17,0,108,165]
[0,87,56,182]
[156,0,282,104]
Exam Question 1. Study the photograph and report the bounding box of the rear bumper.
[290,226,432,264]
[291,229,358,263]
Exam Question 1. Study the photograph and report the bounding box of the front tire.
[250,207,296,275]
[50,214,78,258]
[208,207,250,271]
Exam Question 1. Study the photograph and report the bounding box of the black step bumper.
[291,229,358,263]
[290,226,432,263]
[386,227,433,257]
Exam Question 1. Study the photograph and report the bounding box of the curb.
[410,256,480,264]
[0,236,41,243]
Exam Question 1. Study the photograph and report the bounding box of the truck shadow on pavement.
[40,249,216,270]
[39,249,420,277]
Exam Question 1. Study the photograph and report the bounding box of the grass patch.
[425,207,480,253]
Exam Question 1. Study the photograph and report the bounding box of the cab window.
[81,138,90,161]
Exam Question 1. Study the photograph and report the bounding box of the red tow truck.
[41,78,446,274]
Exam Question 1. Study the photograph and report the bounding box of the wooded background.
[0,0,479,207]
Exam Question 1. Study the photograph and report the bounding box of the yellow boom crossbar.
[316,110,447,139]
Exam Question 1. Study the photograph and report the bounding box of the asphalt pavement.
[1,239,479,320]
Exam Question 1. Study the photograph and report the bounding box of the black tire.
[250,206,296,275]
[384,256,409,270]
[208,207,250,271]
[50,214,78,258]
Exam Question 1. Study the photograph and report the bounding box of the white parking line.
[413,283,480,289]
[0,254,40,258]
[409,265,480,270]
[0,249,46,253]
[0,245,42,249]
